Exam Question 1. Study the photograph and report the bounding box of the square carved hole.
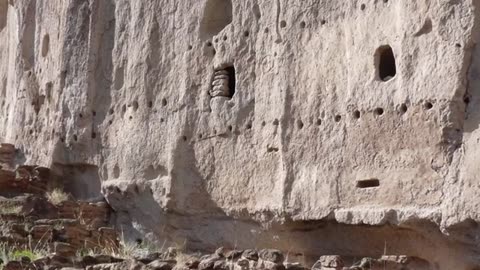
[356,179,380,189]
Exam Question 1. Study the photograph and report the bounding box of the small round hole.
[91,132,96,139]
[353,110,361,119]
[335,115,342,122]
[79,113,83,118]
[264,28,269,33]
[300,21,306,28]
[374,108,384,116]
[132,101,139,111]
[261,121,266,127]
[214,38,219,43]
[206,41,212,47]
[360,4,366,10]
[321,20,327,25]
[160,118,165,123]
[246,122,252,129]
[181,136,187,142]
[223,36,228,41]
[129,116,133,120]
[187,45,193,50]
[108,120,113,125]
[455,43,462,48]
[316,119,322,126]
[424,102,433,110]
[273,119,279,125]
[297,120,304,129]
[109,108,114,115]
[73,135,78,141]
[399,103,408,114]
[464,96,471,105]
[147,101,153,108]
[280,21,287,28]
[162,98,167,106]
[198,134,203,139]
[227,125,233,132]
[244,31,250,37]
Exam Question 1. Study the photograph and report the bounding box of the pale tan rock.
[1,0,480,269]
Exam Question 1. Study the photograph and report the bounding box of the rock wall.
[1,0,480,268]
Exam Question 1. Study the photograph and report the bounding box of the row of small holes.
[62,101,435,144]
[185,101,435,140]
[59,98,169,143]
[213,31,250,44]
[360,0,389,11]
[201,17,329,51]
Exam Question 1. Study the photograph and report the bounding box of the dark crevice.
[377,45,396,81]
[356,179,380,188]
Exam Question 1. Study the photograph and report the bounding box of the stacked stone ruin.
[0,143,118,259]
[210,68,233,98]
[0,247,430,270]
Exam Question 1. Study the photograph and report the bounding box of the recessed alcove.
[375,45,397,82]
[356,179,380,188]
[199,0,232,40]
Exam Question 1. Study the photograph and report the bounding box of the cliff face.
[2,0,480,268]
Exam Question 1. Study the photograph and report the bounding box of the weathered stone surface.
[241,250,258,262]
[312,256,344,270]
[148,260,174,270]
[258,249,284,264]
[198,254,222,270]
[134,253,162,265]
[2,0,480,269]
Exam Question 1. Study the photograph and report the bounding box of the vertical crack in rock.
[274,0,283,44]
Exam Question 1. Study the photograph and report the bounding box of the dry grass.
[0,239,51,269]
[0,205,22,215]
[176,250,201,265]
[46,189,69,205]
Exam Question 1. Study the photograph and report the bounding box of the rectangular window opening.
[356,179,380,189]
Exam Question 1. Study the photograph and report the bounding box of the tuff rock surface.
[1,0,480,269]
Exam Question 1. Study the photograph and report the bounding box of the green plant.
[46,189,69,205]
[0,242,47,269]
[11,250,38,261]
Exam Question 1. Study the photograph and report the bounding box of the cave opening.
[377,45,396,81]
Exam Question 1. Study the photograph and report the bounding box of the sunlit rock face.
[1,1,480,268]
